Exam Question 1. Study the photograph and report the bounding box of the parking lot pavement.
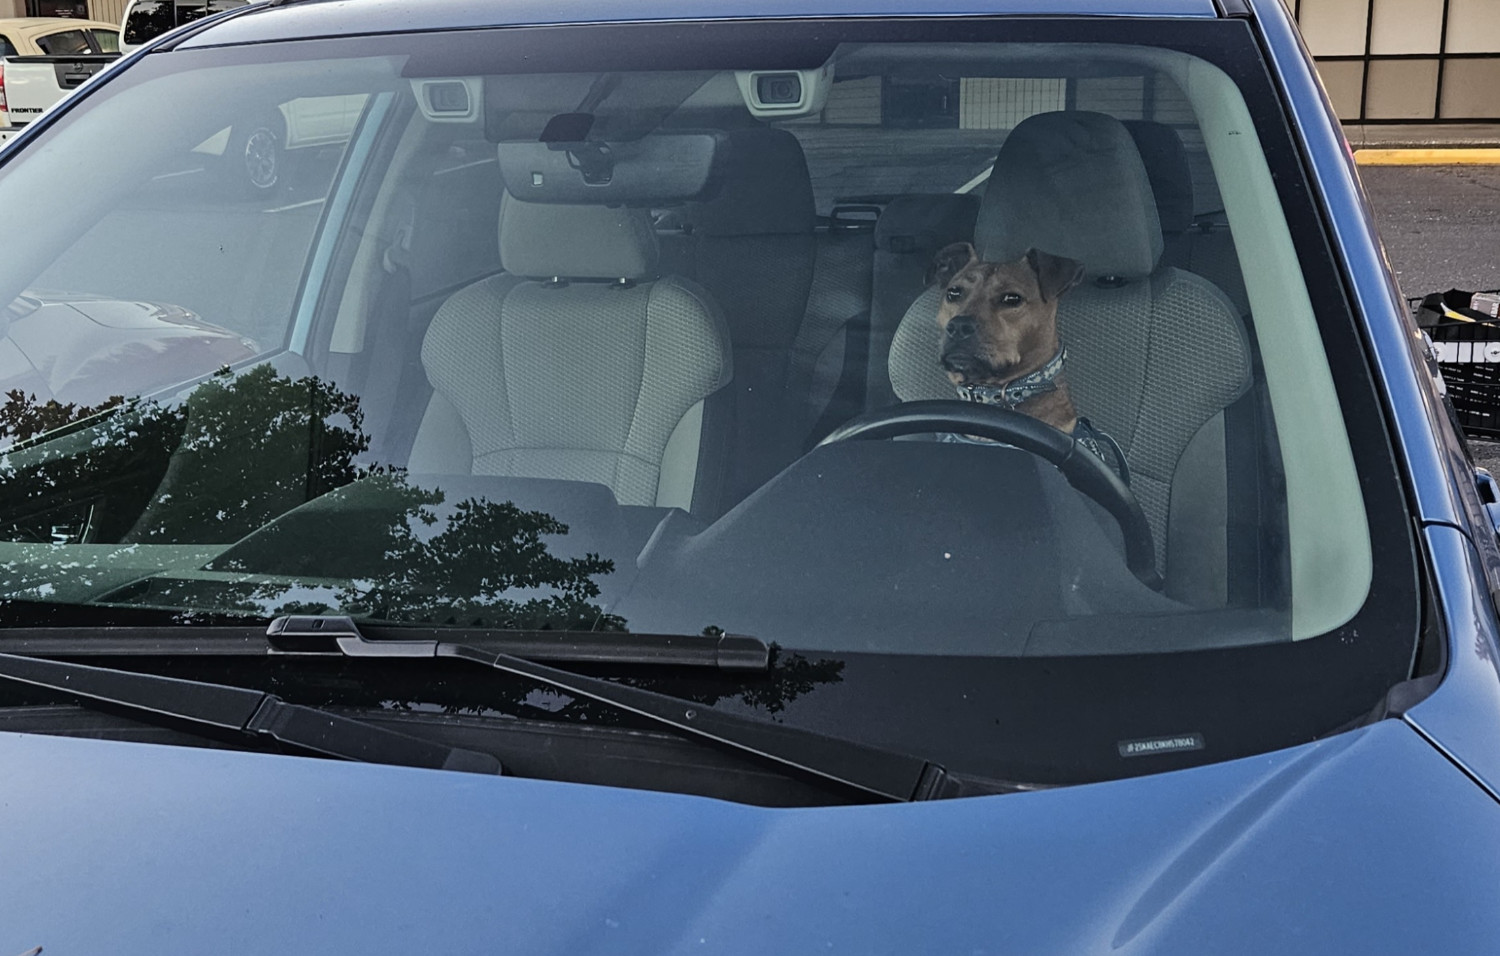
[1362,164,1500,300]
[1364,163,1500,472]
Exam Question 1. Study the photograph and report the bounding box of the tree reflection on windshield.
[215,470,628,631]
[0,364,850,725]
[0,365,624,630]
[0,391,126,445]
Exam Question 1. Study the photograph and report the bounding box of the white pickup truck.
[0,52,117,145]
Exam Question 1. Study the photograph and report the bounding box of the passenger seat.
[410,195,733,513]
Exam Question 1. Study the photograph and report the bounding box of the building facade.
[1,0,126,23]
[1,0,1496,123]
[1298,0,1500,122]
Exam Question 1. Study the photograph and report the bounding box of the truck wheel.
[224,111,286,199]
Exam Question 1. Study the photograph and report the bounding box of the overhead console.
[482,56,835,204]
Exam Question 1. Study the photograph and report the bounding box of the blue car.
[0,0,1497,950]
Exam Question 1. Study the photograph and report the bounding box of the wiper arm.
[286,620,770,672]
[0,651,501,775]
[2,624,769,671]
[268,615,1016,803]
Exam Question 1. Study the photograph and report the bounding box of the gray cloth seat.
[1123,119,1250,318]
[675,127,873,503]
[889,111,1252,601]
[410,194,732,511]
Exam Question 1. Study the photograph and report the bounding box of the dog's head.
[927,243,1084,386]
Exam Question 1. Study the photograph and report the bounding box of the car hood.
[1,717,1497,954]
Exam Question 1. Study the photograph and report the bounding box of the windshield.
[0,16,1419,793]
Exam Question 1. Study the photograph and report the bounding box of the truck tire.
[224,110,286,199]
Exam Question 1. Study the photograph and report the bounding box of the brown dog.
[928,243,1085,432]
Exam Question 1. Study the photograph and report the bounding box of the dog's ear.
[927,242,976,288]
[1025,248,1085,302]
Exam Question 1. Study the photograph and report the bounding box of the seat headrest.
[687,127,815,237]
[499,194,659,280]
[1123,120,1194,235]
[873,194,981,254]
[975,111,1162,281]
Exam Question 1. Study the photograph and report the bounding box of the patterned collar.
[953,346,1067,409]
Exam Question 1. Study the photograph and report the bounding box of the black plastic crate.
[1416,289,1500,440]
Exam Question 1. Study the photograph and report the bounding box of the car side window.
[0,35,16,58]
[34,30,92,56]
[92,29,120,53]
[30,91,365,358]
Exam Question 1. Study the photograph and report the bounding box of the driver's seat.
[888,111,1252,602]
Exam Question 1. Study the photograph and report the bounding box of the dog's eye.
[999,293,1024,307]
[945,286,964,302]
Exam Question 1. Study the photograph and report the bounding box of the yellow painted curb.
[1355,148,1500,166]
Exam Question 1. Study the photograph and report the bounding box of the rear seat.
[670,127,873,505]
[864,194,981,407]
[664,131,994,498]
[1124,120,1249,317]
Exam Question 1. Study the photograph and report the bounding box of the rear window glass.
[34,29,90,55]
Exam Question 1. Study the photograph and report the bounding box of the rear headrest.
[1123,120,1194,235]
[687,127,815,237]
[873,194,981,254]
[499,194,659,280]
[975,111,1162,281]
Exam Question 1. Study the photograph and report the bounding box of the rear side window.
[0,35,16,58]
[34,30,91,56]
[92,29,119,53]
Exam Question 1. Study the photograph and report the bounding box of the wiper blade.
[269,615,1015,803]
[0,651,501,775]
[2,624,769,671]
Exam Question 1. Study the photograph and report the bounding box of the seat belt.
[804,309,872,449]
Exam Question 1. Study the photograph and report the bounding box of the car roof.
[174,0,1235,49]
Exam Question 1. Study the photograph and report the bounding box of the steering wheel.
[818,400,1162,591]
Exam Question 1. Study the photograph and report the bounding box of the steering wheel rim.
[819,400,1162,590]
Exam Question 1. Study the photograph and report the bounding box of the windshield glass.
[0,17,1419,789]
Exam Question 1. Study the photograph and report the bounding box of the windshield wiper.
[0,651,501,775]
[268,615,1021,802]
[0,624,769,671]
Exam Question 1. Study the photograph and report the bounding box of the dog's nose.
[946,315,976,341]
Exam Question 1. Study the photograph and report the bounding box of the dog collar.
[954,345,1067,409]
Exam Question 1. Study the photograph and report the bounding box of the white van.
[119,0,249,54]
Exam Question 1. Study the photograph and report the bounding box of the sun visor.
[497,132,727,205]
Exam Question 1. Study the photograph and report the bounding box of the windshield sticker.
[1117,733,1205,758]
